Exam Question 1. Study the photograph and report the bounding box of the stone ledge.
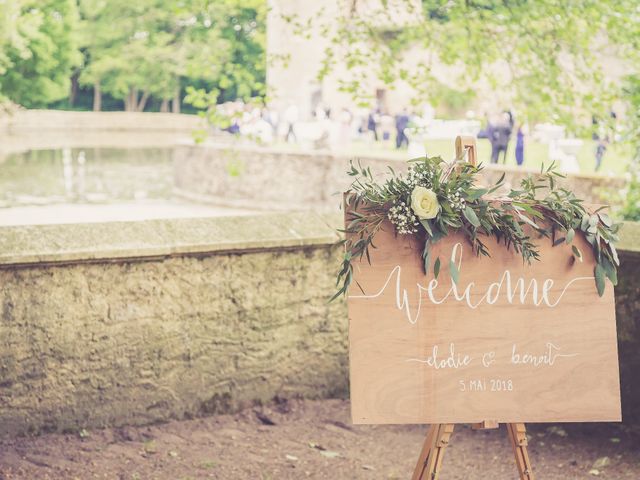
[0,212,341,267]
[0,213,636,267]
[174,143,627,213]
[5,109,201,132]
[182,141,627,183]
[617,222,640,254]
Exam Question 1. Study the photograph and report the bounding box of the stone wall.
[0,213,347,436]
[3,109,201,133]
[0,110,203,155]
[614,222,640,427]
[173,143,628,211]
[0,214,639,437]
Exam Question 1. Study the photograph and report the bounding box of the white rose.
[410,186,440,220]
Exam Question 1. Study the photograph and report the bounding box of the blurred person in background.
[593,110,618,171]
[313,106,331,149]
[379,112,394,141]
[337,107,353,149]
[595,134,609,171]
[262,107,278,140]
[515,123,527,166]
[483,111,514,163]
[592,114,610,172]
[367,108,379,141]
[284,103,299,143]
[395,108,410,149]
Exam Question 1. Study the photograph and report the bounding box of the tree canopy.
[0,0,266,111]
[303,0,639,132]
[0,0,638,131]
[0,0,81,108]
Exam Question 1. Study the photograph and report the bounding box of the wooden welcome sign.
[348,226,621,425]
[344,138,620,480]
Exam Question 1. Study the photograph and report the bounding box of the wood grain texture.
[347,216,621,425]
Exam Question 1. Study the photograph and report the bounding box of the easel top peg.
[472,420,499,430]
[455,135,478,167]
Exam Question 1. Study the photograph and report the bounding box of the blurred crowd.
[214,100,618,172]
[214,100,477,154]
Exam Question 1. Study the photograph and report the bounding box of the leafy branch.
[335,157,620,300]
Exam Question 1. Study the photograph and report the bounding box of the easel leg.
[506,423,535,480]
[411,424,454,480]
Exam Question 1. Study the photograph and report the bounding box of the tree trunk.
[124,89,131,111]
[160,99,169,112]
[125,87,137,111]
[137,91,150,112]
[69,73,79,106]
[93,80,102,111]
[172,86,181,114]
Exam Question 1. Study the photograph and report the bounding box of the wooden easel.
[411,137,535,480]
[411,422,534,480]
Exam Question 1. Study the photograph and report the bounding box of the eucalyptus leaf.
[449,259,460,284]
[610,244,619,266]
[566,228,575,244]
[442,217,462,228]
[594,264,606,297]
[434,257,441,279]
[431,230,446,243]
[572,245,583,261]
[599,212,612,227]
[466,188,488,201]
[463,206,481,227]
[580,214,590,231]
[423,249,431,275]
[442,202,455,215]
[602,257,618,286]
[422,240,431,275]
[420,219,433,236]
[517,212,539,229]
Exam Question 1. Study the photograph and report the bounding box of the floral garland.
[334,155,620,301]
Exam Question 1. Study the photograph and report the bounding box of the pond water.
[0,147,252,226]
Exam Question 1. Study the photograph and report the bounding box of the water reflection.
[0,147,255,226]
[0,147,174,208]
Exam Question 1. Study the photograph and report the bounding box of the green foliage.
[211,0,266,102]
[335,155,621,300]
[78,0,265,110]
[0,0,265,110]
[302,0,639,134]
[619,76,640,221]
[182,0,266,123]
[623,75,640,155]
[619,164,640,222]
[184,85,264,141]
[423,81,476,115]
[0,0,81,107]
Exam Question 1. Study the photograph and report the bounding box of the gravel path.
[1,399,638,479]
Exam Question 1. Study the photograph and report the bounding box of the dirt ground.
[1,399,638,480]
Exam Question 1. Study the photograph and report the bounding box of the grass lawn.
[346,138,632,176]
